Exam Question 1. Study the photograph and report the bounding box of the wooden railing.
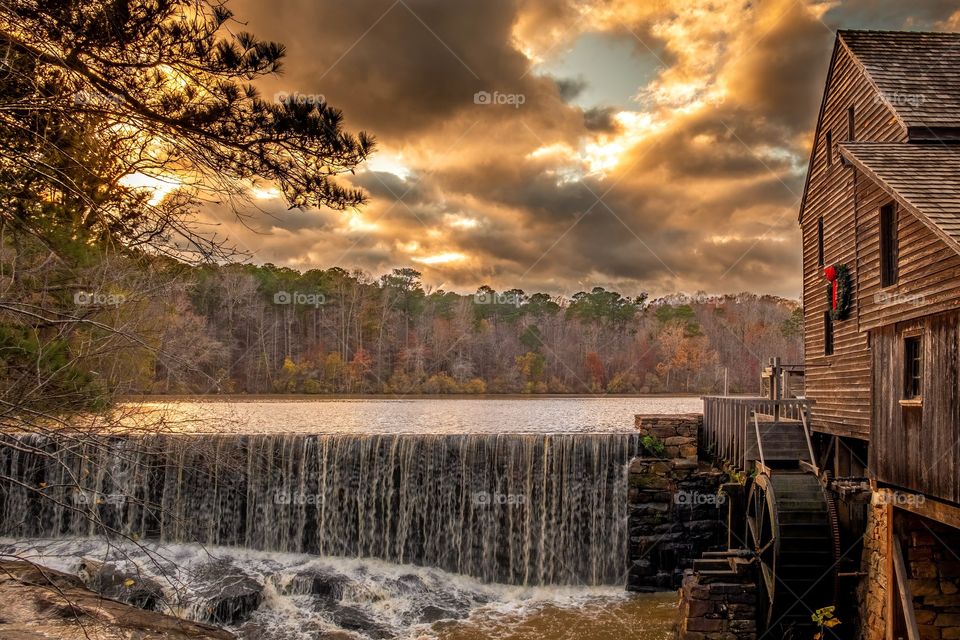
[702,396,814,471]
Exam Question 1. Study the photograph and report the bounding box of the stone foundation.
[856,492,960,640]
[902,511,960,640]
[676,565,757,640]
[856,494,889,640]
[627,414,727,591]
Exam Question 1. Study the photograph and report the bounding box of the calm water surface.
[124,396,702,434]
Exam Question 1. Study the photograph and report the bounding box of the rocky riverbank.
[0,559,232,639]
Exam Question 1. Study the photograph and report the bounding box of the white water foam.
[1,537,649,639]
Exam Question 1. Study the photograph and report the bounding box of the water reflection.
[120,396,702,435]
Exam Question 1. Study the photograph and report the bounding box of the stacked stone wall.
[627,414,726,590]
[676,569,757,640]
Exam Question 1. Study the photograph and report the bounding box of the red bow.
[824,266,838,310]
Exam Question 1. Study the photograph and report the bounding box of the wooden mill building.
[799,30,960,639]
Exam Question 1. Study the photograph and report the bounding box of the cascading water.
[0,433,640,587]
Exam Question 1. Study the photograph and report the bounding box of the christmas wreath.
[824,263,852,321]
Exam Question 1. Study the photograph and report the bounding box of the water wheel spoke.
[756,537,775,558]
[746,471,838,635]
[759,561,776,602]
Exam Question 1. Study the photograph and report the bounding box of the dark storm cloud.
[436,162,602,221]
[231,0,577,139]
[555,77,588,102]
[583,106,619,132]
[823,0,960,30]
[206,0,959,299]
[349,171,432,205]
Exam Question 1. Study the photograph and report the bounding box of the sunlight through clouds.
[118,172,180,205]
[222,0,959,298]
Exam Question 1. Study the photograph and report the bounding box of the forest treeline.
[123,263,803,395]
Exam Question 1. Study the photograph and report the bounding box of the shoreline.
[120,392,708,403]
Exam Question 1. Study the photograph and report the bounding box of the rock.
[418,605,461,623]
[911,579,942,597]
[79,558,165,611]
[0,560,233,639]
[636,475,672,490]
[194,561,264,626]
[329,605,394,639]
[284,569,349,601]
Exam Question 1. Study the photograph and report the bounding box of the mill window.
[817,217,824,267]
[824,311,834,356]
[880,203,898,287]
[904,335,922,400]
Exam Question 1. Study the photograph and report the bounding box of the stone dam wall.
[627,414,727,591]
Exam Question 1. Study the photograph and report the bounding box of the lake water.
[119,396,702,434]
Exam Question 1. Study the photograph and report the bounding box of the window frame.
[817,217,825,267]
[880,202,898,288]
[826,130,833,167]
[823,311,834,356]
[903,334,922,400]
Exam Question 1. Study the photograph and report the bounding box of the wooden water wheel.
[745,470,839,636]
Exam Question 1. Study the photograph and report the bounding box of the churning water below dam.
[0,398,697,638]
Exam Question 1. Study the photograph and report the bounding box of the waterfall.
[0,433,639,586]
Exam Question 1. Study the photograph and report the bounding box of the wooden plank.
[893,491,960,531]
[892,534,921,640]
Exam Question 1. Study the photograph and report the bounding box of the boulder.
[328,605,394,639]
[0,560,233,639]
[283,569,349,601]
[194,561,264,626]
[418,605,461,623]
[79,558,165,610]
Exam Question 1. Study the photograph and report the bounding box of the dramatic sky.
[208,0,960,298]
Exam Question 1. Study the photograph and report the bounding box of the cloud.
[208,0,958,299]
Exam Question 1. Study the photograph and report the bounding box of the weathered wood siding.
[855,177,960,330]
[870,310,960,504]
[800,42,906,438]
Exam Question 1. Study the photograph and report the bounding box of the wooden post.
[772,356,781,421]
[723,482,745,550]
